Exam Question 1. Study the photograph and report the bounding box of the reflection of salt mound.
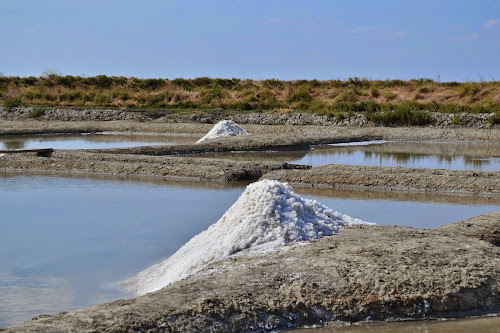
[196,120,248,143]
[122,180,372,295]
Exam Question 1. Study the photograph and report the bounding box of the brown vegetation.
[1,75,499,116]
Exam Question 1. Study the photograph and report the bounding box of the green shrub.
[20,76,39,86]
[262,79,284,89]
[140,78,165,90]
[384,91,398,101]
[55,75,76,88]
[288,88,312,103]
[412,78,434,85]
[24,90,43,100]
[418,86,431,94]
[337,90,358,103]
[230,100,254,111]
[488,114,500,125]
[308,100,330,114]
[172,78,193,90]
[452,114,462,125]
[367,101,431,126]
[93,75,113,89]
[359,101,380,113]
[146,92,172,107]
[111,89,131,100]
[200,86,228,105]
[3,97,22,110]
[93,94,110,105]
[459,81,482,97]
[59,91,82,102]
[348,77,370,88]
[308,79,322,88]
[214,78,241,89]
[193,77,213,86]
[380,79,406,88]
[336,112,345,122]
[370,86,380,98]
[28,106,46,118]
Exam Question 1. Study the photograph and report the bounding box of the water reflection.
[2,141,25,150]
[0,133,199,150]
[199,141,500,171]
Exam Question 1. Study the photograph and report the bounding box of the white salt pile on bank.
[196,120,248,143]
[122,180,372,295]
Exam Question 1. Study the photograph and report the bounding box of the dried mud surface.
[3,212,500,332]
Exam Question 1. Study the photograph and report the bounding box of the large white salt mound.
[122,180,373,295]
[196,120,248,143]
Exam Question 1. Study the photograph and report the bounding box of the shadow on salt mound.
[121,179,373,295]
[196,120,248,143]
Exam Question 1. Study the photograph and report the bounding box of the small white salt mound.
[196,120,248,143]
[122,180,373,295]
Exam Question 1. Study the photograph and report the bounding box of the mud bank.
[3,211,500,332]
[262,164,500,196]
[88,134,377,156]
[1,119,500,143]
[0,150,299,182]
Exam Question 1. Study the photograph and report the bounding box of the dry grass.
[1,75,499,115]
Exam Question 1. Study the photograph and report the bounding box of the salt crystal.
[196,120,248,143]
[122,180,373,295]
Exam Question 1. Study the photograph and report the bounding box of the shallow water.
[0,173,243,328]
[291,316,500,332]
[0,133,199,150]
[1,172,499,327]
[201,141,500,171]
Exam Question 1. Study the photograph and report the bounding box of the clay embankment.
[4,212,500,332]
[0,150,293,182]
[263,165,500,196]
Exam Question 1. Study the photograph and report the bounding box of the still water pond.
[202,141,500,171]
[0,133,199,150]
[1,173,499,327]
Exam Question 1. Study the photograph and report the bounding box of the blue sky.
[1,0,499,81]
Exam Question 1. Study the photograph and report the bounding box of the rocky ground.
[1,106,499,129]
[1,108,500,332]
[3,212,500,332]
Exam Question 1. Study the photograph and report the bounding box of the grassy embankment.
[1,75,500,125]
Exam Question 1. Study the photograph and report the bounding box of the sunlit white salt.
[122,179,373,295]
[196,120,248,143]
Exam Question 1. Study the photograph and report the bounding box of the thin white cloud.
[449,34,481,41]
[346,26,377,33]
[391,30,408,38]
[484,18,500,28]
